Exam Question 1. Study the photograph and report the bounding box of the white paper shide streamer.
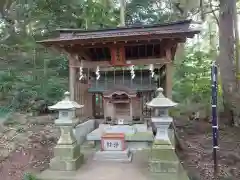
[149,64,154,78]
[79,66,83,80]
[130,65,135,79]
[96,66,100,80]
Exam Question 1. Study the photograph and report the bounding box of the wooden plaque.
[110,46,126,66]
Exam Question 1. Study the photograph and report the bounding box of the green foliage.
[0,0,118,114]
[0,42,68,113]
[23,173,37,180]
[126,0,179,24]
[173,48,212,103]
[0,0,220,118]
[172,41,223,118]
[0,69,67,113]
[0,0,119,39]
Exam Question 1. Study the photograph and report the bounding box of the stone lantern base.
[48,120,84,171]
[148,117,180,173]
[149,127,179,173]
[50,143,84,171]
[149,144,179,173]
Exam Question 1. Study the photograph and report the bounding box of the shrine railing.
[89,76,157,93]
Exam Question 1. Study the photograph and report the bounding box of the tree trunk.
[218,0,240,126]
[173,2,188,71]
[233,1,240,88]
[119,0,126,27]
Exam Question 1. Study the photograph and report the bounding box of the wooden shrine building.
[38,19,200,121]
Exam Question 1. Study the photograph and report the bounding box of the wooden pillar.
[130,99,133,120]
[69,56,76,101]
[166,63,173,99]
[165,46,173,99]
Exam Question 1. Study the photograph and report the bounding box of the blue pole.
[211,61,219,176]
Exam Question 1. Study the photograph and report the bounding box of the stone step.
[148,160,180,173]
[94,154,132,163]
[94,153,130,159]
[95,155,130,160]
[94,149,133,163]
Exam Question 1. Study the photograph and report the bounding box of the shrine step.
[93,149,133,163]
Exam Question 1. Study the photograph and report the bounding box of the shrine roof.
[37,19,201,45]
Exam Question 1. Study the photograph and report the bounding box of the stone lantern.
[146,87,179,173]
[146,87,177,144]
[48,91,84,171]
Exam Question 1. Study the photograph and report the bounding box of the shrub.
[23,173,37,180]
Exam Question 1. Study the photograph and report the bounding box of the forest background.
[0,0,239,125]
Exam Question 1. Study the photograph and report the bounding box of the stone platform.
[37,149,189,180]
[86,124,154,151]
[94,148,132,163]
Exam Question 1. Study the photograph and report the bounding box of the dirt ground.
[0,113,240,180]
[174,118,240,180]
[0,114,59,180]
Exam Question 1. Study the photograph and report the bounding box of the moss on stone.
[154,139,172,145]
[150,144,178,161]
[125,132,154,141]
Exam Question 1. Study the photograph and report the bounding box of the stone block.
[126,141,150,151]
[49,153,84,171]
[74,120,95,144]
[86,128,102,141]
[150,144,178,161]
[37,170,78,180]
[53,144,81,160]
[149,160,180,173]
[154,139,171,145]
[104,125,136,134]
[93,148,132,163]
[125,132,154,141]
[133,124,148,132]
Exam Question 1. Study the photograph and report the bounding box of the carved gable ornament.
[103,86,136,98]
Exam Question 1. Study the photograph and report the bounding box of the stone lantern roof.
[48,91,84,110]
[146,88,177,108]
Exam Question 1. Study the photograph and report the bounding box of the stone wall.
[73,119,95,144]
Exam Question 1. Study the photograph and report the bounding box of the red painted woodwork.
[101,133,125,151]
[110,46,126,66]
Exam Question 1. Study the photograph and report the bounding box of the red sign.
[101,133,125,151]
[110,46,126,66]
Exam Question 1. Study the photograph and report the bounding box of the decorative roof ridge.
[37,19,201,44]
[56,19,193,33]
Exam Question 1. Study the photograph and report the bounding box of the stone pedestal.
[152,116,172,144]
[149,116,179,173]
[49,120,84,171]
[149,144,179,173]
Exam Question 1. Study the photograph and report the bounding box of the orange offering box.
[101,133,125,151]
